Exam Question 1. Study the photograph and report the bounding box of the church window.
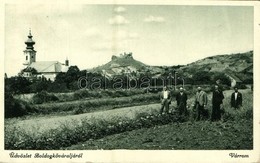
[26,56,28,60]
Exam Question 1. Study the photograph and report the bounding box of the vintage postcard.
[1,0,259,162]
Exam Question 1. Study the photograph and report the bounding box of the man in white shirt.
[231,87,242,109]
[160,86,172,114]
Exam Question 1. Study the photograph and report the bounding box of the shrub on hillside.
[212,72,231,86]
[236,84,247,89]
[5,92,36,118]
[32,91,59,104]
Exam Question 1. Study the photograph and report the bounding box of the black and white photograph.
[1,1,260,163]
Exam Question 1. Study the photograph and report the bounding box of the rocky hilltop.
[89,51,253,81]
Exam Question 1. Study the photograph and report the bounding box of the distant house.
[225,70,242,87]
[238,64,253,84]
[21,30,69,81]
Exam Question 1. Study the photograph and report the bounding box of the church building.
[21,30,69,81]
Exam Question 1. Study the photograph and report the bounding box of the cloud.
[108,15,129,25]
[144,15,165,23]
[114,6,126,13]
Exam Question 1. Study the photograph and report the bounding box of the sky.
[5,4,253,76]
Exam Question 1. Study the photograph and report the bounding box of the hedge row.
[34,93,159,115]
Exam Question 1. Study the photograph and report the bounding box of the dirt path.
[7,103,161,133]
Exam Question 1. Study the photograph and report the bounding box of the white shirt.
[235,92,238,100]
[163,91,168,99]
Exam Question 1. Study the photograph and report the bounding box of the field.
[65,120,252,150]
[5,88,253,150]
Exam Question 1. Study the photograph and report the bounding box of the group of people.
[160,85,243,121]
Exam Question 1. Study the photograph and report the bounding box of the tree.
[20,67,38,76]
[192,71,212,85]
[29,79,52,93]
[212,72,231,86]
[5,76,31,94]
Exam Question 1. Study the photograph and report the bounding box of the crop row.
[5,111,186,150]
[34,93,159,115]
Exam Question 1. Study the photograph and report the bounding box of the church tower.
[23,30,36,66]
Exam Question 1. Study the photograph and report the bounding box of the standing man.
[160,86,172,114]
[194,87,208,121]
[176,87,188,116]
[211,85,225,121]
[231,87,242,109]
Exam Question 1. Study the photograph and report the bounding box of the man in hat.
[211,85,224,121]
[176,87,188,116]
[160,86,172,114]
[194,86,208,121]
[231,87,242,109]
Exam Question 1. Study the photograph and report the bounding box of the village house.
[225,69,243,87]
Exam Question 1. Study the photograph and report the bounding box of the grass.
[65,119,252,150]
[15,89,148,104]
[5,88,253,150]
[6,93,160,119]
[32,93,159,115]
[5,110,186,150]
[64,88,253,150]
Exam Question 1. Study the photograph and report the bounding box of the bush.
[236,84,247,89]
[32,91,59,104]
[5,92,36,118]
[73,105,84,115]
[73,89,91,100]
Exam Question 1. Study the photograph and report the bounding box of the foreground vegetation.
[65,119,252,150]
[66,89,253,150]
[5,110,185,150]
[5,89,252,150]
[6,89,158,118]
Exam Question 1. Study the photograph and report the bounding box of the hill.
[182,51,253,73]
[88,51,253,82]
[179,51,253,83]
[90,52,152,78]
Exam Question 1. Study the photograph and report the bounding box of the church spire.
[25,29,35,50]
[23,29,37,66]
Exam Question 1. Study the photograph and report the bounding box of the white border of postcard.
[0,0,259,163]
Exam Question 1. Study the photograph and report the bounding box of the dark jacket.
[231,92,242,108]
[212,89,224,105]
[176,92,187,106]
